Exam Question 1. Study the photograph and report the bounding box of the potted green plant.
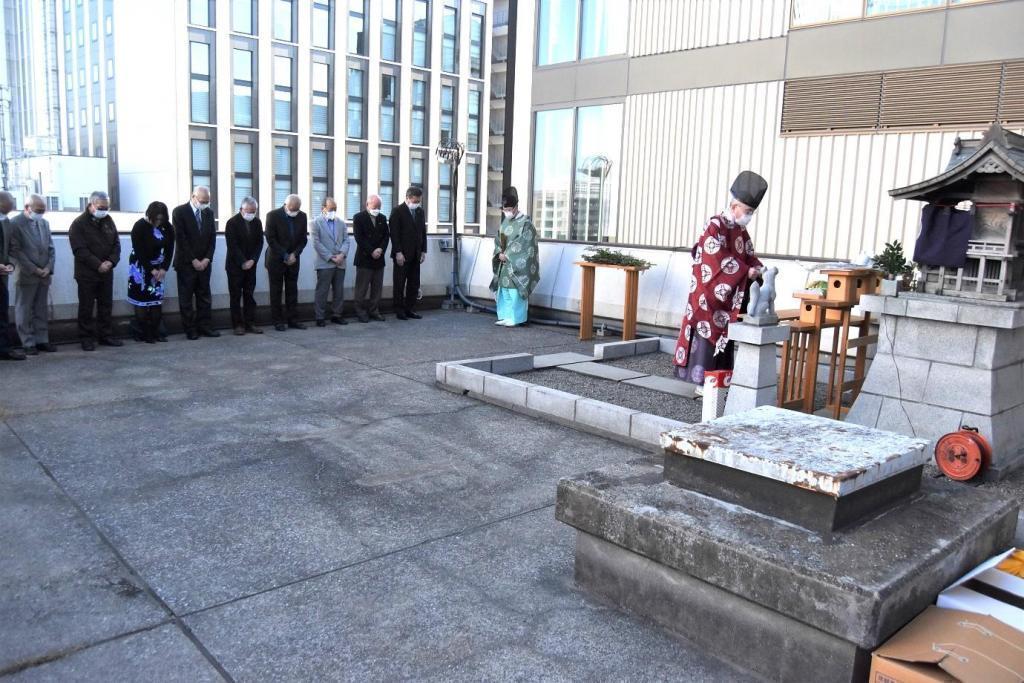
[872,240,915,296]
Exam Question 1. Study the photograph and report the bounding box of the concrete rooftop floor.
[0,311,752,682]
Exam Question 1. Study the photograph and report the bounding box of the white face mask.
[369,208,380,217]
[325,210,337,221]
[502,209,516,219]
[93,209,109,219]
[242,212,256,222]
[285,209,299,218]
[406,201,420,212]
[29,211,43,221]
[197,202,210,211]
[735,212,753,227]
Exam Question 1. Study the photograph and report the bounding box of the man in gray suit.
[0,191,26,360]
[311,196,351,326]
[9,194,57,354]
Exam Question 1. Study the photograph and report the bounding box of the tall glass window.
[189,0,212,27]
[791,0,865,25]
[410,152,426,194]
[189,41,211,123]
[312,0,333,49]
[274,0,294,41]
[465,161,479,223]
[470,1,485,78]
[232,47,254,127]
[311,148,330,212]
[442,0,459,73]
[191,138,213,189]
[379,152,395,214]
[438,163,452,223]
[273,145,293,205]
[233,141,254,210]
[347,65,365,138]
[312,61,331,135]
[572,104,621,242]
[232,0,256,34]
[411,76,428,145]
[382,0,400,62]
[348,0,367,55]
[467,88,481,152]
[273,55,293,131]
[346,151,364,219]
[440,83,455,141]
[537,0,578,65]
[531,108,574,239]
[380,73,398,143]
[412,0,429,68]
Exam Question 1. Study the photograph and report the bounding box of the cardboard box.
[870,606,1024,682]
[937,548,1024,633]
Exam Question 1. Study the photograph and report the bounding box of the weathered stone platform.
[556,458,1018,682]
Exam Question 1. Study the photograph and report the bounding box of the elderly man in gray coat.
[311,196,352,326]
[9,194,57,354]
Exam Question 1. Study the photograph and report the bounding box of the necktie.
[36,220,45,244]
[195,208,202,233]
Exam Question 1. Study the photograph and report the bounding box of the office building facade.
[522,0,1024,261]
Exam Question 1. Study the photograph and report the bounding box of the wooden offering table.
[576,261,648,341]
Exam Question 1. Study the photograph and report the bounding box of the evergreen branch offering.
[871,240,915,279]
[581,247,653,270]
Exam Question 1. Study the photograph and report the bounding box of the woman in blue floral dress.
[127,201,174,343]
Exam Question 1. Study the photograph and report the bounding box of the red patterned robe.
[673,214,763,384]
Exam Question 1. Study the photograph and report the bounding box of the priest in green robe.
[490,187,539,326]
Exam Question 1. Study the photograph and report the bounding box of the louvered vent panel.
[781,73,882,133]
[1000,61,1024,124]
[880,62,1002,129]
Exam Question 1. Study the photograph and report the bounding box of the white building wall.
[628,0,791,57]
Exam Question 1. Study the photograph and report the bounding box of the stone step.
[623,375,698,398]
[559,362,648,382]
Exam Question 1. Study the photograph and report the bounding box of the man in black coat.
[387,185,427,320]
[224,195,265,335]
[264,194,308,331]
[352,193,389,323]
[172,186,219,339]
[0,190,26,360]
[69,190,122,351]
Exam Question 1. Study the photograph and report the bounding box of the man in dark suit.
[0,191,26,360]
[224,196,265,335]
[387,186,427,320]
[69,190,123,351]
[172,186,219,339]
[264,194,308,331]
[352,193,389,323]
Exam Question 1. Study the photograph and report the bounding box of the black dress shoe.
[395,312,408,320]
[245,325,264,334]
[37,343,58,352]
[275,323,288,332]
[157,335,169,342]
[2,348,27,360]
[405,311,422,320]
[316,319,327,327]
[370,313,385,322]
[288,322,307,330]
[199,329,221,338]
[81,340,96,351]
[186,331,200,340]
[99,337,124,347]
[330,316,348,325]
[357,316,370,323]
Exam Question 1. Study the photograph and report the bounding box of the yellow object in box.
[998,549,1024,579]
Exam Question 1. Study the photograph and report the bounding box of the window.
[233,140,255,210]
[382,0,400,61]
[410,150,427,211]
[232,47,255,127]
[273,143,293,205]
[106,59,113,79]
[312,60,331,135]
[189,41,212,124]
[580,0,627,59]
[311,146,331,213]
[438,163,452,223]
[77,28,83,46]
[537,0,627,65]
[93,105,100,124]
[105,16,112,34]
[107,102,114,121]
[440,83,455,141]
[312,0,333,49]
[537,0,577,65]
[442,0,459,73]
[64,34,71,51]
[191,137,213,190]
[465,160,479,223]
[470,1,485,78]
[467,88,481,152]
[532,108,573,239]
[274,0,294,41]
[189,0,212,26]
[411,76,428,145]
[348,0,367,55]
[273,54,293,131]
[78,68,85,87]
[380,72,398,143]
[232,0,256,33]
[346,150,364,219]
[791,0,976,26]
[379,150,395,214]
[413,0,429,67]
[92,65,99,83]
[346,65,365,138]
[90,21,98,40]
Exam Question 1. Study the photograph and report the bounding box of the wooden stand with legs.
[576,262,646,342]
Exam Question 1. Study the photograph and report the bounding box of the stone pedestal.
[849,293,1024,479]
[723,321,789,415]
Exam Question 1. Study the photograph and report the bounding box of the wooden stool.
[576,261,647,341]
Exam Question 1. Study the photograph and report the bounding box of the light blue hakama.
[496,287,528,325]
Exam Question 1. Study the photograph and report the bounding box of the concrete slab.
[531,352,594,369]
[560,362,648,382]
[623,375,698,398]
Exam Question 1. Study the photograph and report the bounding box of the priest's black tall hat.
[730,171,768,209]
[501,186,519,207]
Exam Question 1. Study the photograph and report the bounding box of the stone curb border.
[435,337,688,451]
